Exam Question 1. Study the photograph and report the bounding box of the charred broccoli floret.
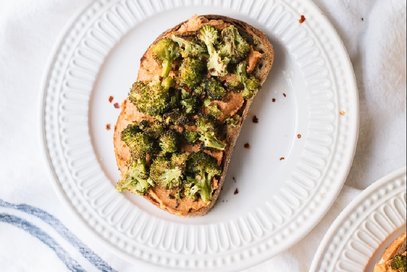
[129,77,174,116]
[198,25,228,77]
[171,35,208,58]
[138,120,165,139]
[391,255,407,271]
[159,130,180,154]
[116,159,153,194]
[121,124,156,159]
[149,155,184,189]
[236,62,260,99]
[163,109,190,126]
[196,116,226,150]
[151,38,180,77]
[170,152,189,170]
[185,151,221,202]
[179,89,201,114]
[184,130,199,144]
[205,78,227,100]
[179,58,206,88]
[219,25,250,63]
[192,83,206,97]
[204,99,222,119]
[180,96,199,114]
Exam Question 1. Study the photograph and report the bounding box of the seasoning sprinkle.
[252,115,259,123]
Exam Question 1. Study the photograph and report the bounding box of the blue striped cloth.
[0,199,115,272]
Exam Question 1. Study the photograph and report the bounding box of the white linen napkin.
[0,0,405,271]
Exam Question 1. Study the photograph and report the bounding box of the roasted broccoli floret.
[121,124,156,159]
[151,38,180,78]
[185,151,221,202]
[184,130,199,144]
[163,109,189,126]
[192,83,206,97]
[138,120,165,139]
[179,89,200,114]
[149,156,183,189]
[198,25,228,77]
[204,99,222,119]
[179,58,206,88]
[196,116,226,150]
[183,179,200,200]
[242,76,260,99]
[225,115,241,129]
[171,35,208,58]
[219,25,250,63]
[236,62,260,99]
[205,78,227,100]
[224,74,243,90]
[159,130,180,154]
[129,78,174,116]
[180,96,199,114]
[391,255,407,271]
[116,159,153,194]
[170,152,189,170]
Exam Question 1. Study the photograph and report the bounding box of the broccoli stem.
[162,60,172,78]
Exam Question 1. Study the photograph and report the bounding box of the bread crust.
[114,15,274,216]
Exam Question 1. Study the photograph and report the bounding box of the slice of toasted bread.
[114,15,274,216]
[374,233,406,272]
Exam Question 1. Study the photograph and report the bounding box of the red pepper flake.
[108,96,114,103]
[283,93,287,98]
[234,188,239,195]
[113,102,120,109]
[244,143,250,149]
[105,123,111,130]
[252,115,259,123]
[297,133,302,139]
[272,98,276,103]
[279,157,285,161]
[299,15,306,24]
[339,111,346,116]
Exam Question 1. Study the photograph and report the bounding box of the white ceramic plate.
[41,0,358,270]
[310,168,406,272]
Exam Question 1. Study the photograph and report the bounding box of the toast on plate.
[114,15,274,216]
[374,233,406,272]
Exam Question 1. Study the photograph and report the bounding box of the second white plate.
[310,167,406,272]
[41,0,359,270]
